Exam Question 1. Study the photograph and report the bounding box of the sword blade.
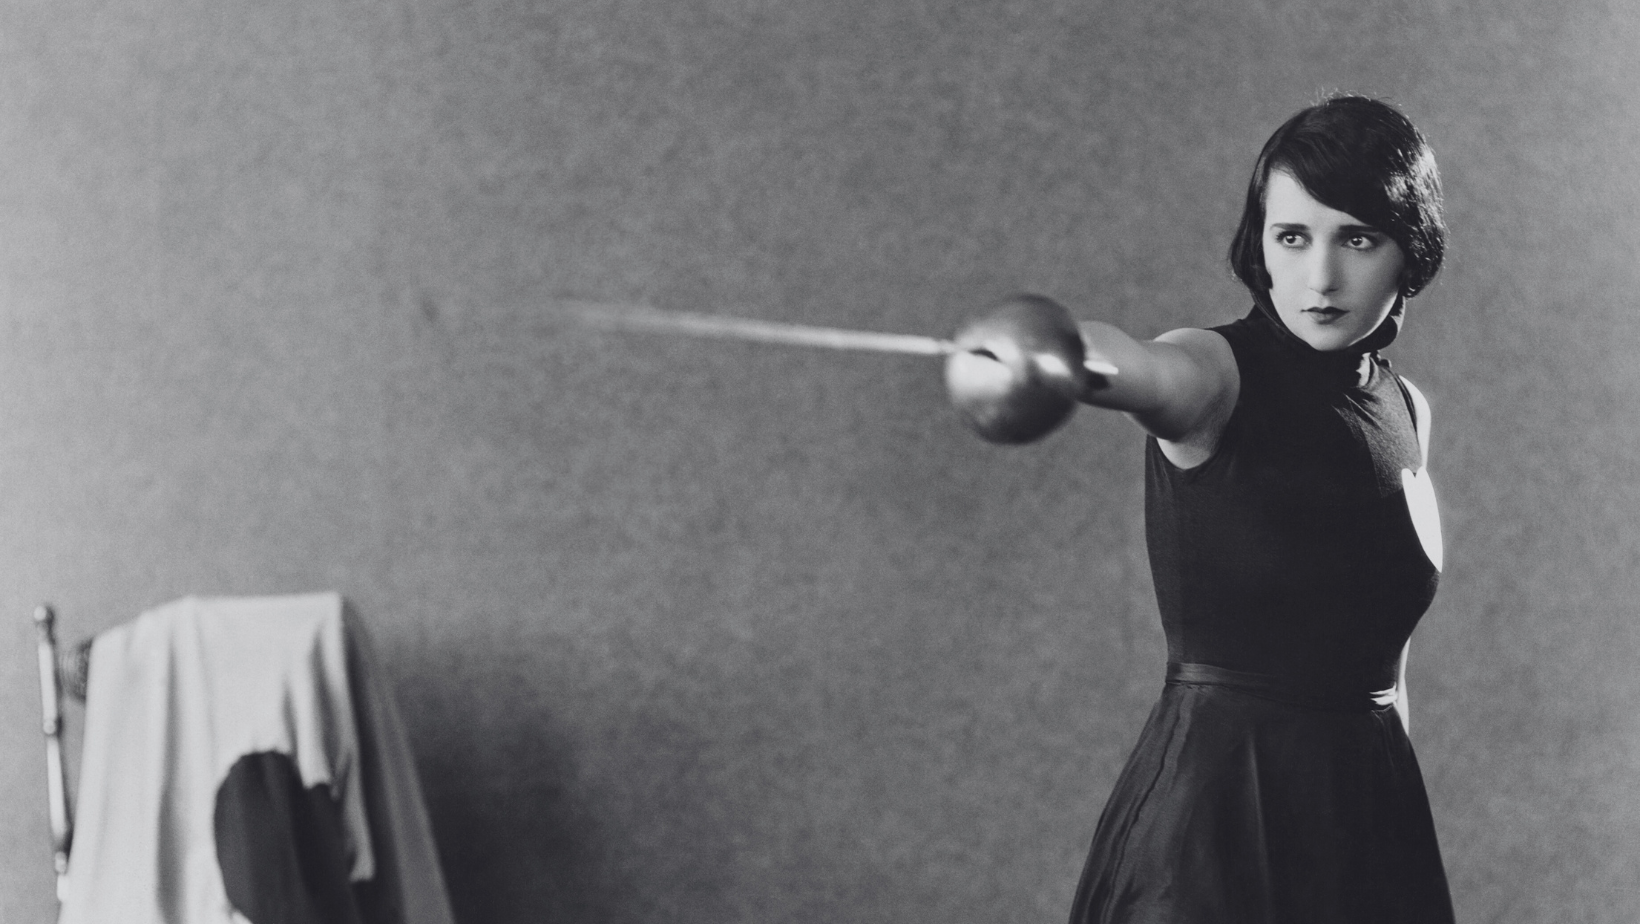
[556,300,1120,375]
[558,301,957,357]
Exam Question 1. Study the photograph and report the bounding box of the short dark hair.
[1228,96,1446,298]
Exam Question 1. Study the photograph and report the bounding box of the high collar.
[1246,290,1404,389]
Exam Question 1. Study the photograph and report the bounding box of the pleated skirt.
[1068,664,1454,924]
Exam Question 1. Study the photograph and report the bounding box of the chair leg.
[33,605,74,898]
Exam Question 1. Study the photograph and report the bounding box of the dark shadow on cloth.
[215,751,373,924]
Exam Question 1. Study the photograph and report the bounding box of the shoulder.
[1154,327,1238,386]
[1156,325,1232,353]
[1150,328,1240,469]
[1200,315,1258,352]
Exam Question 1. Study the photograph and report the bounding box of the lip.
[1303,306,1347,321]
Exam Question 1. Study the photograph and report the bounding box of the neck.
[1250,291,1405,358]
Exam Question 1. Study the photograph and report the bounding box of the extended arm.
[1077,322,1240,468]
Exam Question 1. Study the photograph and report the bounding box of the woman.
[1066,96,1454,923]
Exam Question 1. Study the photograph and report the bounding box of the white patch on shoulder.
[1401,467,1443,572]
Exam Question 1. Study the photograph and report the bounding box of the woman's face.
[1261,169,1406,352]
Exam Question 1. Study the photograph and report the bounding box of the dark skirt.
[1068,664,1454,924]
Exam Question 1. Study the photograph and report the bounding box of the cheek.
[1267,264,1306,308]
[1364,256,1405,299]
[1260,247,1294,291]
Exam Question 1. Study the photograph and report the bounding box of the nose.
[1306,246,1341,296]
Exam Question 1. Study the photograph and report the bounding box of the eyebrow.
[1268,222,1384,235]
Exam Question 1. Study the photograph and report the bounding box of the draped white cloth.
[58,593,453,924]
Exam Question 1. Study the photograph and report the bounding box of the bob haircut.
[1229,96,1447,299]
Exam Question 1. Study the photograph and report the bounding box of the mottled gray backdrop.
[3,1,1637,921]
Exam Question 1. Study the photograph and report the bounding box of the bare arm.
[1396,641,1411,735]
[1077,322,1240,468]
[1396,377,1433,737]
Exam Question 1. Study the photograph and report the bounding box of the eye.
[1345,233,1384,251]
[1272,230,1307,248]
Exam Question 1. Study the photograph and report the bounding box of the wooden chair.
[33,604,91,901]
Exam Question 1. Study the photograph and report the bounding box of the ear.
[1400,272,1423,299]
[1395,240,1423,297]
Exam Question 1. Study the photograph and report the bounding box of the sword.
[556,299,1119,375]
[556,297,1118,443]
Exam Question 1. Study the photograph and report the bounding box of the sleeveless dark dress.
[1067,307,1455,924]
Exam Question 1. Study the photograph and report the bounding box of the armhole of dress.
[1396,374,1431,470]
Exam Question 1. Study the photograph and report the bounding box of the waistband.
[1166,661,1399,713]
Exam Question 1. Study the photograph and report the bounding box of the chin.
[1299,329,1364,352]
[1278,311,1379,352]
